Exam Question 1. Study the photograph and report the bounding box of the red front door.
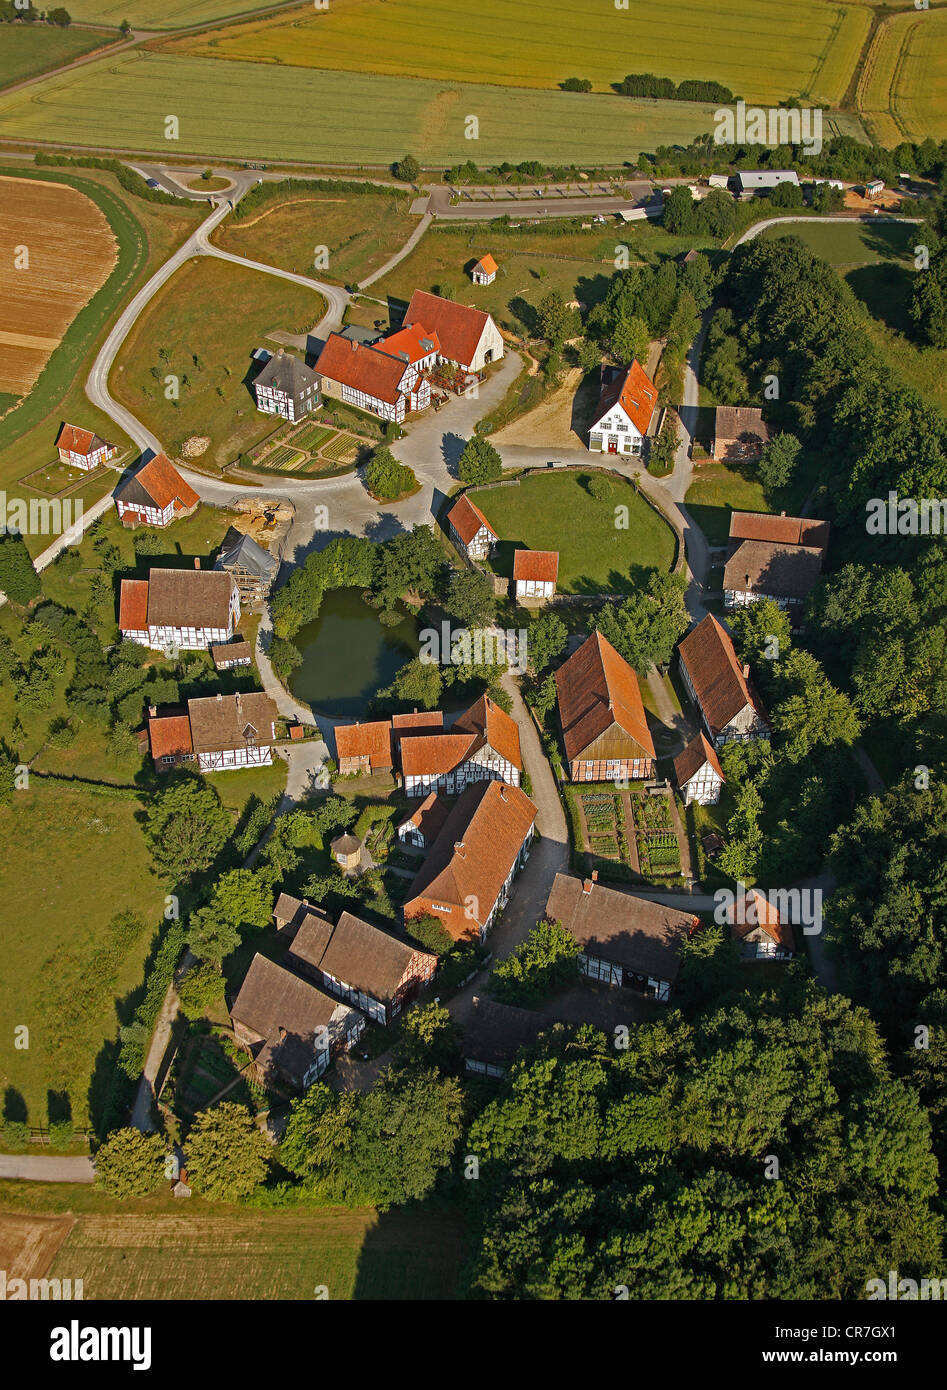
[608,439,618,454]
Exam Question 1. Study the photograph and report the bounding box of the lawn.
[857,6,947,144]
[110,256,325,473]
[0,166,204,551]
[165,0,869,107]
[212,189,421,287]
[471,470,677,594]
[685,463,770,548]
[0,783,166,1132]
[0,23,114,89]
[0,52,727,165]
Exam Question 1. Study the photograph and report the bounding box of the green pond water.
[288,587,419,717]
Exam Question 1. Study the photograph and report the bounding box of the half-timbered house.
[447,493,498,561]
[253,349,320,422]
[555,630,655,781]
[588,359,657,456]
[673,732,725,806]
[400,694,522,796]
[677,615,770,748]
[56,422,116,471]
[113,453,200,529]
[513,549,558,600]
[404,290,504,372]
[119,565,239,651]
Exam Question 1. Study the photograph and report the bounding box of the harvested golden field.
[49,1206,465,1300]
[0,1212,75,1282]
[856,8,947,144]
[0,175,116,396]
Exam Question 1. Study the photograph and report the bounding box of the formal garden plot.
[321,434,360,465]
[632,794,682,878]
[573,788,636,881]
[291,423,336,453]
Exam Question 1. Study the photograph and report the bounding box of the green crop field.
[0,53,726,164]
[0,783,166,1131]
[166,0,871,107]
[857,8,947,144]
[110,255,325,473]
[472,470,676,594]
[0,23,114,89]
[212,189,419,286]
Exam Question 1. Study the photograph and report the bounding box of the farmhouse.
[712,406,771,462]
[231,953,364,1090]
[545,871,698,1001]
[555,630,655,782]
[210,639,253,671]
[447,493,498,561]
[377,320,441,370]
[402,779,537,942]
[678,615,770,748]
[113,453,200,529]
[334,719,393,776]
[588,359,657,456]
[513,549,558,600]
[391,709,445,749]
[253,349,320,422]
[149,689,279,771]
[215,530,279,606]
[284,905,437,1026]
[674,732,725,806]
[404,290,504,373]
[118,565,239,650]
[400,693,522,797]
[462,996,543,1077]
[471,253,498,285]
[723,511,830,612]
[56,422,116,471]
[727,888,795,961]
[315,332,430,422]
[397,792,451,849]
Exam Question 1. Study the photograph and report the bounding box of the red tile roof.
[118,578,149,631]
[673,732,724,788]
[129,453,200,513]
[593,359,657,437]
[473,254,498,276]
[727,889,794,949]
[148,713,193,760]
[513,549,559,583]
[678,615,769,738]
[555,630,655,763]
[448,493,497,546]
[405,290,492,368]
[398,791,451,842]
[392,710,445,733]
[56,422,110,456]
[400,732,478,778]
[378,321,441,365]
[403,780,537,938]
[453,693,522,771]
[315,333,408,405]
[334,719,393,769]
[728,511,830,550]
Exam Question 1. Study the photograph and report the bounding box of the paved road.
[0,1154,94,1183]
[732,211,923,249]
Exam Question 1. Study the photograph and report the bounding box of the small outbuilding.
[471,253,498,285]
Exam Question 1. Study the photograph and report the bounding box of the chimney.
[235,691,242,713]
[194,557,201,570]
[582,878,594,894]
[148,704,157,719]
[454,840,466,858]
[592,870,598,883]
[216,691,223,703]
[499,783,507,801]
[744,573,750,589]
[351,337,358,352]
[742,664,750,679]
[278,1027,287,1041]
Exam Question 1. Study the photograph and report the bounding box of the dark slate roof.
[254,350,319,396]
[216,530,278,581]
[545,873,698,984]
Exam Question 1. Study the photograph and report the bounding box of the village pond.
[288,587,419,717]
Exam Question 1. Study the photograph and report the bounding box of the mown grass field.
[164,0,870,107]
[0,167,204,534]
[472,471,677,594]
[0,1182,466,1299]
[111,255,325,472]
[685,463,771,548]
[0,783,166,1131]
[0,23,114,89]
[857,7,947,143]
[212,189,419,286]
[0,53,726,164]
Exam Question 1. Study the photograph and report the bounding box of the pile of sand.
[182,435,210,458]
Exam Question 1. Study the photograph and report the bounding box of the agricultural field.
[59,0,269,25]
[0,166,204,531]
[110,256,325,472]
[472,470,677,595]
[164,0,870,107]
[856,7,947,144]
[0,782,167,1132]
[0,1212,75,1283]
[0,175,117,398]
[0,22,114,89]
[213,190,420,287]
[0,53,725,165]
